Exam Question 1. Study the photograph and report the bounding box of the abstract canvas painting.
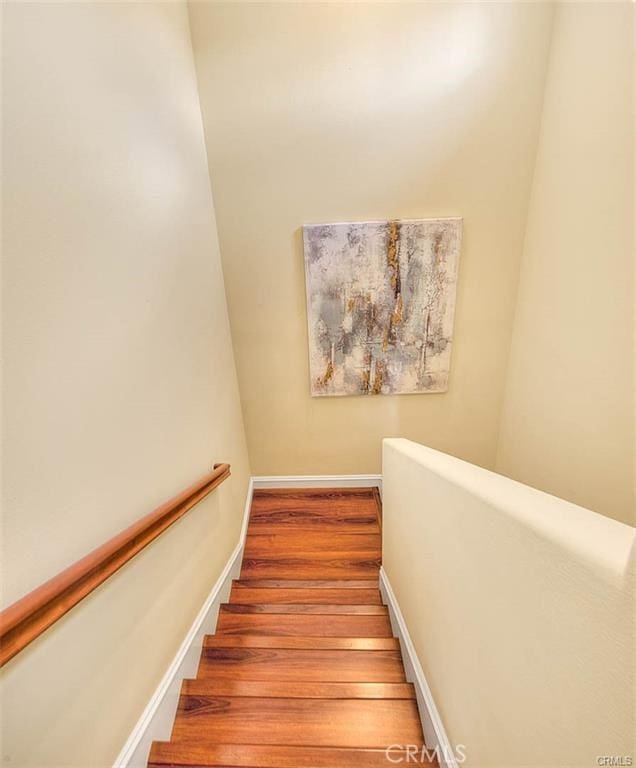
[303,218,462,396]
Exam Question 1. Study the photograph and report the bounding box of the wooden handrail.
[0,462,231,667]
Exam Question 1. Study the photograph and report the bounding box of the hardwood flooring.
[148,487,437,767]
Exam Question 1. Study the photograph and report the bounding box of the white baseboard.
[253,473,382,494]
[113,478,254,768]
[380,567,458,768]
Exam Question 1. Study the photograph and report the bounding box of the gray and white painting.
[303,218,462,397]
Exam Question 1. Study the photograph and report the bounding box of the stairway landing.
[148,487,437,767]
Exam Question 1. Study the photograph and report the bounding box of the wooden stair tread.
[240,554,381,580]
[197,647,406,682]
[244,532,381,553]
[216,612,391,637]
[252,488,377,498]
[249,505,378,521]
[170,696,423,748]
[249,490,380,528]
[220,603,387,615]
[229,585,382,604]
[149,742,438,768]
[247,521,379,534]
[250,488,378,511]
[181,679,415,699]
[233,579,379,589]
[203,635,399,650]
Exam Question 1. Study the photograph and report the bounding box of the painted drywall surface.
[382,438,635,767]
[496,3,635,525]
[1,3,250,766]
[188,1,554,475]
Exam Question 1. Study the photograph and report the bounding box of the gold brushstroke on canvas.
[304,218,462,397]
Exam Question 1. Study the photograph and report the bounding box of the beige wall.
[383,438,635,767]
[188,1,555,475]
[1,3,250,766]
[496,2,635,525]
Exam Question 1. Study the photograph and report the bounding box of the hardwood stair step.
[240,553,381,580]
[181,678,415,699]
[248,521,380,534]
[220,603,387,615]
[244,532,381,554]
[249,505,378,523]
[249,489,380,528]
[149,742,437,767]
[253,487,376,498]
[197,647,406,682]
[216,612,391,637]
[170,696,423,748]
[229,584,383,604]
[203,635,400,651]
[251,488,377,508]
[233,578,379,589]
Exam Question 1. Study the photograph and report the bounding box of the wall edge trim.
[252,474,382,491]
[379,566,458,768]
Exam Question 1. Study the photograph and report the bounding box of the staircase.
[148,488,437,767]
